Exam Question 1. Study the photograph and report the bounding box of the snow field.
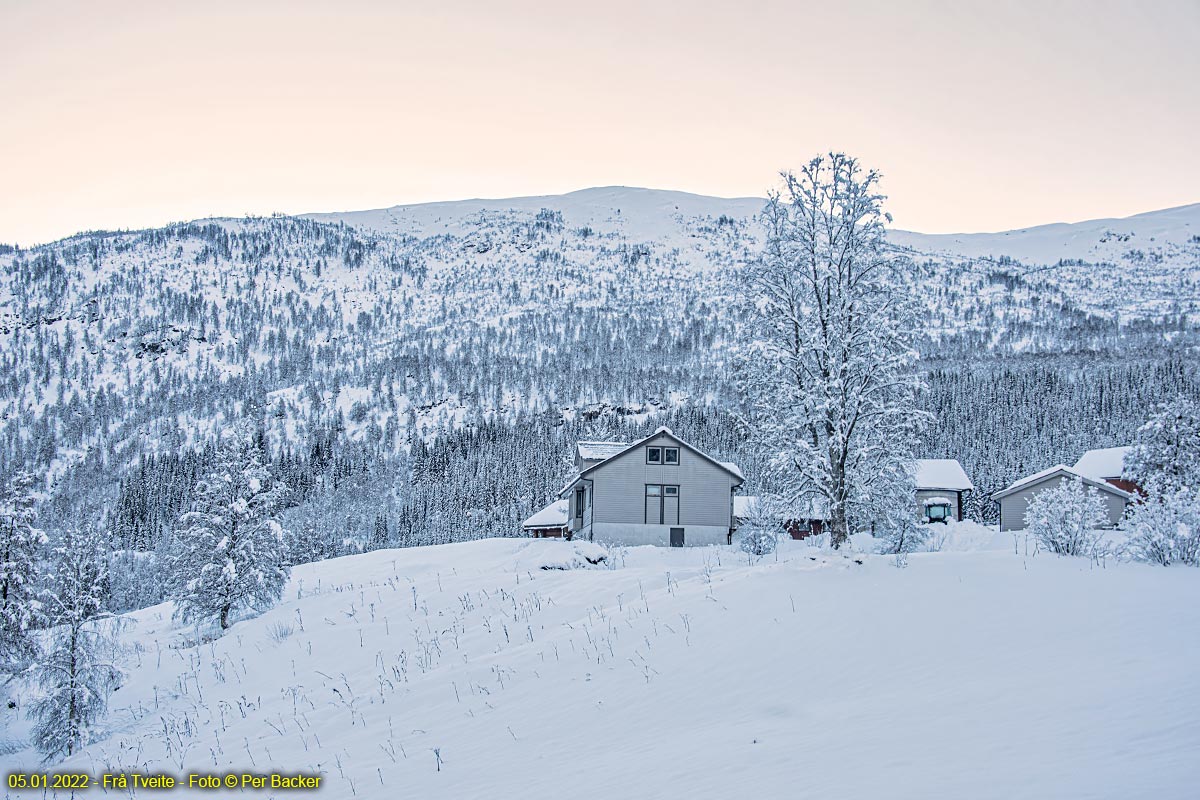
[2,536,1198,799]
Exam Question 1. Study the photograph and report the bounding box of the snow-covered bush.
[1124,493,1200,567]
[1125,396,1200,497]
[877,517,928,555]
[1025,478,1108,557]
[739,527,778,559]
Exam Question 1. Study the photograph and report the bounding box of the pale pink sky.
[2,0,1197,245]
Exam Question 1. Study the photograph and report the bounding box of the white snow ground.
[3,533,1198,799]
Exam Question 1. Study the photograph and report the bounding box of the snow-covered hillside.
[890,202,1200,266]
[891,202,1200,320]
[3,536,1198,799]
[1,187,1197,553]
[307,186,766,247]
[311,186,1200,319]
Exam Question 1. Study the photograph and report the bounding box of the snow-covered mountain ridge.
[310,186,1200,319]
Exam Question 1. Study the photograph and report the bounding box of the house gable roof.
[914,459,974,491]
[576,440,629,462]
[1072,446,1131,480]
[565,427,745,491]
[992,464,1134,501]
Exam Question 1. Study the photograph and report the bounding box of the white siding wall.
[590,433,738,527]
[591,523,728,547]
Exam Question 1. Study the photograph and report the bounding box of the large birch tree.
[743,154,927,548]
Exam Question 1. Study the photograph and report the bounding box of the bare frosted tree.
[743,154,927,548]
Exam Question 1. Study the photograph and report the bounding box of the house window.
[575,488,585,519]
[645,484,680,525]
[647,447,662,464]
[664,447,679,465]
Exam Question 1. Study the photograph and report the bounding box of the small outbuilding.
[522,500,571,539]
[991,464,1133,532]
[914,459,974,522]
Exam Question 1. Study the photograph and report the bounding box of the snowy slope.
[890,202,1200,266]
[314,186,1200,269]
[312,187,1200,319]
[306,186,766,242]
[3,537,1198,799]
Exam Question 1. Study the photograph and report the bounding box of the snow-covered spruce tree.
[1,472,46,676]
[1124,395,1200,498]
[742,154,927,548]
[1124,491,1200,567]
[28,525,121,761]
[168,431,290,630]
[1024,478,1107,557]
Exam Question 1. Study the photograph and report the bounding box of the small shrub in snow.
[739,528,778,560]
[1124,493,1200,567]
[1025,478,1108,557]
[266,620,296,642]
[877,518,928,555]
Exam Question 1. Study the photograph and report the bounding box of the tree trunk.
[829,504,849,549]
[829,450,849,549]
[219,603,231,630]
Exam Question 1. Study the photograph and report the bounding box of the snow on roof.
[992,464,1133,500]
[577,441,628,461]
[914,459,974,491]
[576,429,744,484]
[1073,446,1131,480]
[922,496,953,506]
[558,474,581,498]
[522,499,569,529]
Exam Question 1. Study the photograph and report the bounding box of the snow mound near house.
[923,519,1010,552]
[515,539,609,570]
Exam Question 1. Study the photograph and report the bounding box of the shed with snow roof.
[914,459,974,522]
[522,499,571,539]
[991,464,1133,532]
